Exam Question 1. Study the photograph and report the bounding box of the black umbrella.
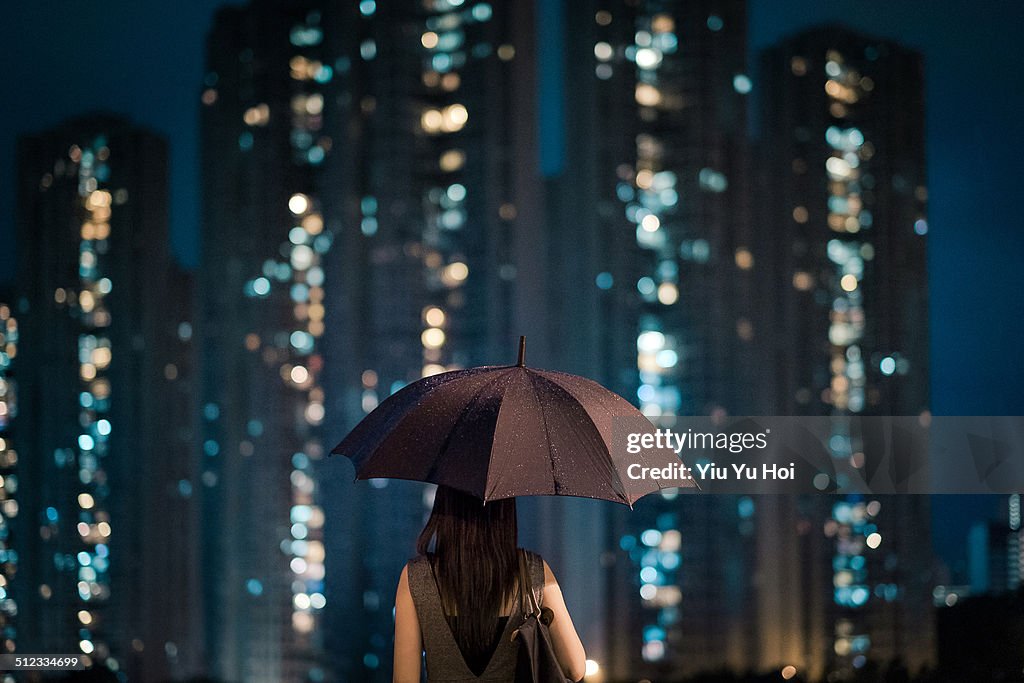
[331,337,696,506]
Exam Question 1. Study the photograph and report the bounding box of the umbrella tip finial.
[517,335,526,367]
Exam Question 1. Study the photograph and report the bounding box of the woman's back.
[406,549,545,682]
[393,487,585,682]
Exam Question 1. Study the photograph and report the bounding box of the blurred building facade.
[198,3,339,681]
[199,0,551,678]
[13,116,201,680]
[144,263,202,682]
[758,30,929,420]
[551,1,765,678]
[556,0,755,418]
[0,293,17,668]
[538,16,938,681]
[757,27,934,679]
[966,494,1023,595]
[199,0,674,678]
[316,1,550,678]
[199,5,937,683]
[0,6,944,683]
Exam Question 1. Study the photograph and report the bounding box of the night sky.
[2,1,1021,570]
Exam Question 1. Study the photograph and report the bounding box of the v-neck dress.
[407,550,545,682]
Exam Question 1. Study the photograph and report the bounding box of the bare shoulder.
[398,558,423,593]
[402,555,427,576]
[397,563,410,591]
[541,559,559,586]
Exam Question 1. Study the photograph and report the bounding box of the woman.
[394,485,587,682]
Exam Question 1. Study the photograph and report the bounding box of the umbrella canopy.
[331,338,696,505]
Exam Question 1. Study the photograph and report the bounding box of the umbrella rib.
[569,398,631,503]
[480,375,521,501]
[427,369,514,485]
[546,375,700,496]
[532,372,634,504]
[331,366,495,459]
[525,372,561,495]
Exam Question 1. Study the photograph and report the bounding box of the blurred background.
[1,0,1023,681]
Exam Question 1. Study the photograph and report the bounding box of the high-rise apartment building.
[550,13,934,681]
[759,27,928,419]
[198,3,339,680]
[553,2,762,678]
[200,0,546,677]
[14,116,199,680]
[758,27,934,679]
[198,5,937,682]
[316,1,546,679]
[557,0,753,418]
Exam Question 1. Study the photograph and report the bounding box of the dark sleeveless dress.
[407,550,545,682]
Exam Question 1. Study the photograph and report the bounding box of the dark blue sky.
[2,1,1020,567]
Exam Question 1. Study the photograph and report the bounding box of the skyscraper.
[557,0,753,418]
[554,1,762,678]
[316,1,546,678]
[759,28,928,420]
[14,115,199,680]
[198,3,339,680]
[758,26,933,679]
[199,1,555,679]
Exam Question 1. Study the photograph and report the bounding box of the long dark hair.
[416,485,518,659]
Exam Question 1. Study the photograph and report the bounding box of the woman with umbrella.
[333,339,692,681]
[392,485,586,682]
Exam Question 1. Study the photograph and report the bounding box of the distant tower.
[966,494,1023,595]
[198,3,339,681]
[317,0,545,678]
[15,116,199,680]
[759,27,928,419]
[201,0,546,679]
[556,0,759,678]
[558,0,752,418]
[759,26,933,679]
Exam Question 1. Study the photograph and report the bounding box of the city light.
[288,193,310,215]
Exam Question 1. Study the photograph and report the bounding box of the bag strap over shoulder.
[518,549,541,617]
